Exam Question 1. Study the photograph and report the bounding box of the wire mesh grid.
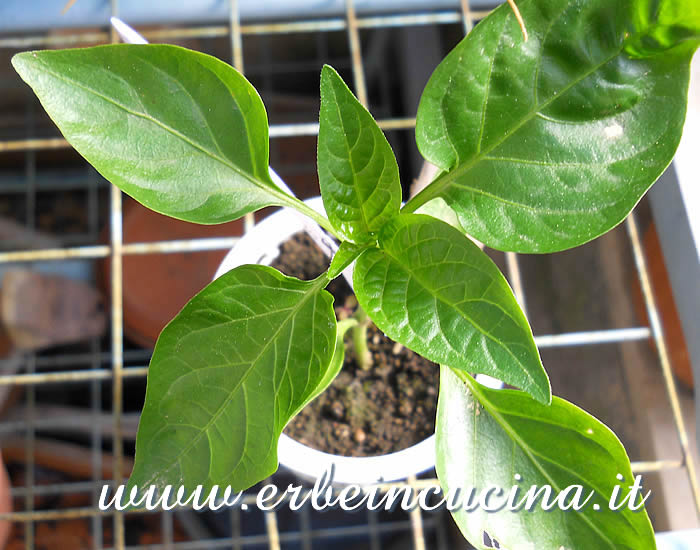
[0,0,698,548]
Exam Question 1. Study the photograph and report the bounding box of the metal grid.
[0,1,697,548]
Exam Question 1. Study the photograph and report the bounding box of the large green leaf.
[129,265,336,494]
[437,367,655,550]
[410,0,700,252]
[353,214,550,404]
[318,65,402,242]
[12,44,290,224]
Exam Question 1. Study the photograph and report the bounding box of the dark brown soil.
[271,232,438,457]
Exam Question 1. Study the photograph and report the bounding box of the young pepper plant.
[11,0,700,548]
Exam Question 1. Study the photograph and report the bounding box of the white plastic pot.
[214,197,436,485]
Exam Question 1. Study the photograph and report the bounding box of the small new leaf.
[353,214,550,404]
[12,45,287,224]
[318,65,402,243]
[437,367,656,550]
[129,265,336,495]
[328,241,366,280]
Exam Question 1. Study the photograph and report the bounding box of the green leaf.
[327,241,366,280]
[353,214,550,404]
[12,44,290,224]
[129,265,336,494]
[410,0,700,252]
[436,367,655,550]
[318,65,402,242]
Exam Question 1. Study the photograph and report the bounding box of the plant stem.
[276,193,343,241]
[352,306,373,371]
[401,172,445,214]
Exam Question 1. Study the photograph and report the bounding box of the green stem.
[401,173,444,214]
[275,192,343,241]
[352,306,373,371]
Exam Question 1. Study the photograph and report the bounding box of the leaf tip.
[320,63,336,82]
[320,64,345,93]
[10,50,35,74]
[10,51,48,91]
[535,375,553,406]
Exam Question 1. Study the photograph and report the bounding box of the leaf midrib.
[326,79,372,233]
[375,243,543,397]
[406,44,626,213]
[138,275,328,490]
[460,371,621,549]
[36,62,291,205]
